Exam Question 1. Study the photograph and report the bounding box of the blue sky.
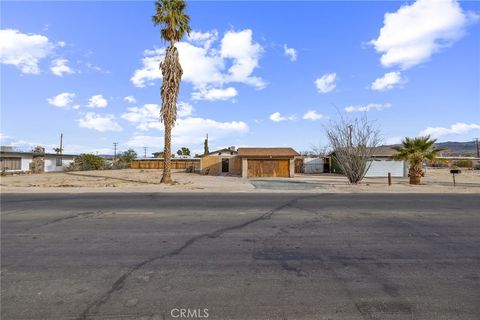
[1,0,479,155]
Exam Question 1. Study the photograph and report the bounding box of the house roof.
[371,147,397,157]
[327,147,397,158]
[0,151,77,158]
[200,148,237,157]
[237,147,300,158]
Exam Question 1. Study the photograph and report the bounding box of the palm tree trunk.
[161,121,173,184]
[159,44,182,184]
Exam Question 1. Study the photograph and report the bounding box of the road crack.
[77,194,316,320]
[24,211,100,232]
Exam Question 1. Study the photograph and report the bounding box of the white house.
[0,148,76,173]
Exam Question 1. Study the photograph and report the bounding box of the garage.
[247,159,289,178]
[237,147,300,178]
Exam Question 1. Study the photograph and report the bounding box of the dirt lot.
[1,168,479,193]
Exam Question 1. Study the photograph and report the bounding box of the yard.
[1,168,479,193]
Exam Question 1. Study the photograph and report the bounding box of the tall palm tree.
[393,136,444,185]
[153,0,191,183]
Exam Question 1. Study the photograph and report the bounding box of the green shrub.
[70,154,106,171]
[474,163,480,170]
[454,159,473,168]
[118,149,137,164]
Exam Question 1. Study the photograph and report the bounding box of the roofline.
[0,151,77,157]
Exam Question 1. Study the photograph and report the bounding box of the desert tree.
[153,0,191,183]
[177,147,191,156]
[325,115,381,184]
[393,136,444,185]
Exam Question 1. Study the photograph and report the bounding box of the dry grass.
[1,168,479,193]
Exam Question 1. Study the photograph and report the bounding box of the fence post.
[388,172,392,186]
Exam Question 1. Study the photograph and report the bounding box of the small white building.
[303,157,324,174]
[325,147,407,178]
[0,149,76,173]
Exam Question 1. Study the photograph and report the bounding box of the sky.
[1,0,479,156]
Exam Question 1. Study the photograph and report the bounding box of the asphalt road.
[1,193,479,320]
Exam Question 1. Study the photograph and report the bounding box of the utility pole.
[347,125,353,147]
[113,142,118,163]
[59,133,63,155]
[143,147,147,158]
[475,138,479,158]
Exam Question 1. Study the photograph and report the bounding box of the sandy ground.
[1,168,479,193]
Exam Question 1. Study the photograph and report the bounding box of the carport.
[237,147,300,178]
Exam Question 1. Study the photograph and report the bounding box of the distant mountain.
[383,140,479,157]
[434,141,479,157]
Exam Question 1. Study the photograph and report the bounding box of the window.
[56,157,63,167]
[1,157,21,170]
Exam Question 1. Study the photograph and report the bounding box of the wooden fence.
[131,159,200,170]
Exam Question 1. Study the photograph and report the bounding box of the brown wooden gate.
[247,159,289,177]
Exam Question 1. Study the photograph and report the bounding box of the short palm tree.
[393,136,444,185]
[153,0,191,183]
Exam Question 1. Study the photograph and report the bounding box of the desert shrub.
[70,154,106,171]
[118,149,137,164]
[454,159,473,168]
[428,158,449,168]
[474,163,480,170]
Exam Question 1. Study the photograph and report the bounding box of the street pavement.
[1,193,479,320]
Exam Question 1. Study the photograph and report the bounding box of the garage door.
[247,159,289,177]
[365,160,405,177]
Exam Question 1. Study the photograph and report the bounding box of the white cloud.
[370,71,406,91]
[187,30,218,49]
[87,94,108,108]
[315,73,336,93]
[221,29,265,89]
[192,87,238,101]
[269,112,296,122]
[303,110,323,121]
[50,58,74,76]
[177,102,194,118]
[47,92,75,108]
[124,96,136,104]
[130,48,165,88]
[121,102,194,131]
[370,0,479,69]
[131,29,265,100]
[283,44,297,61]
[0,29,56,74]
[420,122,480,138]
[345,103,391,113]
[122,102,248,146]
[78,112,122,132]
[172,117,249,145]
[86,62,111,74]
[121,103,161,131]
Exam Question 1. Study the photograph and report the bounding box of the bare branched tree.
[310,143,329,158]
[325,115,381,184]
